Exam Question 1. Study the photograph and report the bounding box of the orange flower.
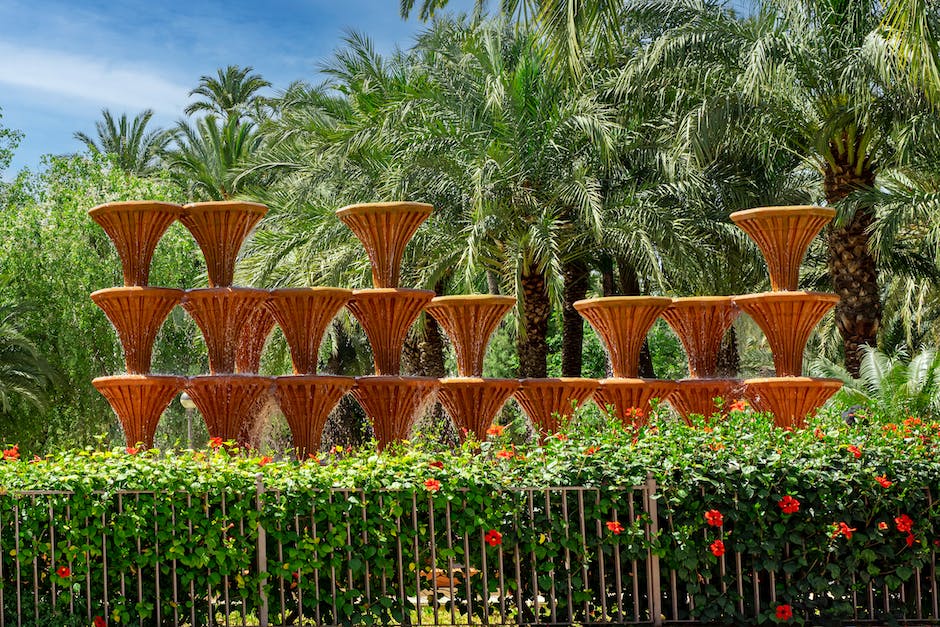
[710,539,725,557]
[624,406,645,419]
[776,604,793,621]
[56,566,70,578]
[486,424,505,437]
[847,445,862,458]
[878,522,889,530]
[496,449,515,459]
[554,433,568,441]
[896,514,914,533]
[777,495,800,515]
[709,441,725,451]
[484,529,502,546]
[125,447,139,455]
[2,445,19,461]
[704,510,723,527]
[606,521,624,534]
[832,522,856,540]
[904,416,923,428]
[883,423,898,432]
[875,475,892,488]
[584,446,599,456]
[424,478,441,492]
[729,399,747,413]
[208,437,223,448]
[257,456,273,467]
[814,428,825,440]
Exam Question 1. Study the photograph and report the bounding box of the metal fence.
[0,478,937,626]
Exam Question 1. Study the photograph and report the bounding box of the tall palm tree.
[74,109,169,176]
[185,65,272,122]
[0,303,54,414]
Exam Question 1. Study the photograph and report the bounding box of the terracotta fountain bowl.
[91,286,184,374]
[350,376,439,450]
[235,305,278,374]
[425,295,516,377]
[574,297,673,378]
[347,288,436,375]
[181,287,270,374]
[437,377,519,441]
[186,374,273,445]
[730,206,835,291]
[267,287,353,374]
[88,201,185,286]
[275,375,356,459]
[742,377,843,430]
[336,202,433,288]
[661,296,739,379]
[180,201,268,287]
[667,378,741,424]
[733,292,839,377]
[515,378,599,436]
[593,378,677,428]
[93,374,186,448]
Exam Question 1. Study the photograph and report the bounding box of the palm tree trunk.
[716,326,739,378]
[321,319,371,449]
[518,266,550,378]
[561,259,589,377]
[824,161,879,378]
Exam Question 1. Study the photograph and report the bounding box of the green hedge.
[0,404,938,624]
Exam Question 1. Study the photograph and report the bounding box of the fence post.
[646,473,663,627]
[256,474,269,627]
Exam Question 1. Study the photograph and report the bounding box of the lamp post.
[180,391,196,448]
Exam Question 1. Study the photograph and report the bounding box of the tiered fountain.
[730,206,843,428]
[661,297,740,422]
[426,295,518,440]
[574,297,674,427]
[338,202,438,450]
[89,201,187,448]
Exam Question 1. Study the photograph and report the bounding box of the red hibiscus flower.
[56,566,70,578]
[424,478,441,492]
[606,521,624,535]
[814,428,825,439]
[704,510,723,527]
[847,445,862,458]
[777,495,800,515]
[776,604,793,621]
[878,522,889,530]
[710,539,725,557]
[832,522,856,540]
[584,446,599,456]
[484,529,502,546]
[125,447,139,455]
[208,437,224,448]
[257,456,273,467]
[896,514,914,533]
[94,616,107,627]
[2,445,19,461]
[496,449,515,459]
[486,424,505,437]
[729,399,747,413]
[906,533,917,547]
[554,433,568,441]
[875,475,892,488]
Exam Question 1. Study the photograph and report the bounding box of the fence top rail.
[0,483,650,498]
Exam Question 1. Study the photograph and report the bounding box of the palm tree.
[185,65,272,122]
[166,115,262,200]
[0,303,54,414]
[74,109,169,176]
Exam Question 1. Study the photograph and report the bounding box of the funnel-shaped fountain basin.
[93,375,186,448]
[235,305,277,374]
[734,292,838,376]
[425,295,515,377]
[336,202,433,288]
[88,201,184,286]
[186,375,272,445]
[437,378,519,441]
[667,378,740,423]
[515,378,599,435]
[661,297,739,378]
[181,288,269,374]
[575,297,673,378]
[743,377,843,429]
[91,287,183,374]
[267,288,352,374]
[347,289,435,375]
[275,375,356,458]
[730,206,835,291]
[180,201,267,287]
[593,379,677,428]
[350,376,438,450]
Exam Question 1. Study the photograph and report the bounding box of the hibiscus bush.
[0,402,938,624]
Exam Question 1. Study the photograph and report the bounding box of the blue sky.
[0,0,474,173]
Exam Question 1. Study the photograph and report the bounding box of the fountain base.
[93,375,186,448]
[593,379,677,428]
[743,377,843,429]
[437,378,518,440]
[350,376,438,450]
[185,375,272,446]
[275,375,356,459]
[667,379,740,423]
[515,378,599,436]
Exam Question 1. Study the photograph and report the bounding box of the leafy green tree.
[73,109,170,176]
[184,65,271,122]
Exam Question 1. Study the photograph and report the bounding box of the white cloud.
[0,41,189,114]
